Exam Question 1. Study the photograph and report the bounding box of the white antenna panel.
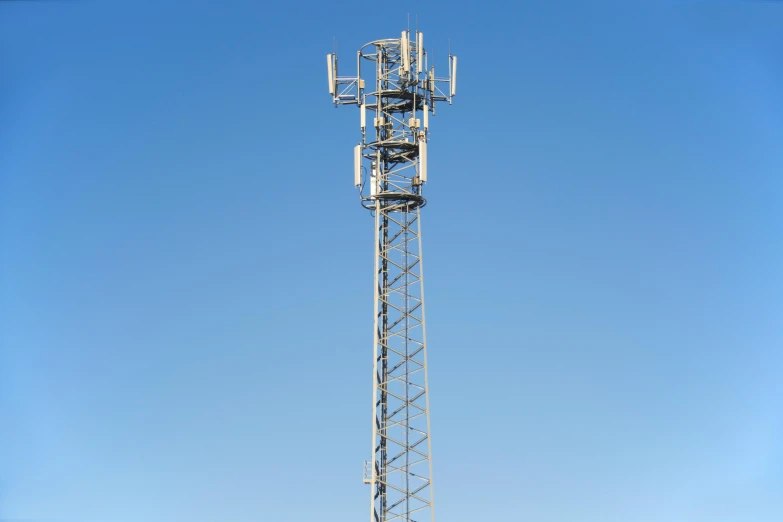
[327,53,335,95]
[361,105,366,128]
[423,104,429,129]
[370,163,377,196]
[450,56,457,97]
[401,31,410,75]
[419,140,427,183]
[354,145,362,186]
[417,32,423,75]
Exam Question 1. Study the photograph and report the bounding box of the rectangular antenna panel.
[417,32,423,75]
[419,140,427,183]
[423,104,429,129]
[451,56,457,97]
[361,105,366,128]
[401,31,410,75]
[327,54,335,95]
[354,145,362,186]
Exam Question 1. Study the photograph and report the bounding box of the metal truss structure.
[327,29,456,522]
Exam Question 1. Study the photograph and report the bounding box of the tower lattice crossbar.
[327,28,457,522]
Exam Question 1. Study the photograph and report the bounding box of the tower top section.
[326,30,457,210]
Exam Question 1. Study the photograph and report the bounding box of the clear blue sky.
[1,1,781,521]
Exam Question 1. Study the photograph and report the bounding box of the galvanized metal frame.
[328,29,456,522]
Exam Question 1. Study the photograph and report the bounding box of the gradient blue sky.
[1,1,782,521]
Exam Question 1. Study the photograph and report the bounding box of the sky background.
[1,1,782,521]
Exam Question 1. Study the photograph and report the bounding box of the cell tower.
[326,28,457,522]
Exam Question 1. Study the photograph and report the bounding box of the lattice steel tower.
[326,28,457,522]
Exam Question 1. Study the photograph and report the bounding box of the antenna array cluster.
[327,30,457,207]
